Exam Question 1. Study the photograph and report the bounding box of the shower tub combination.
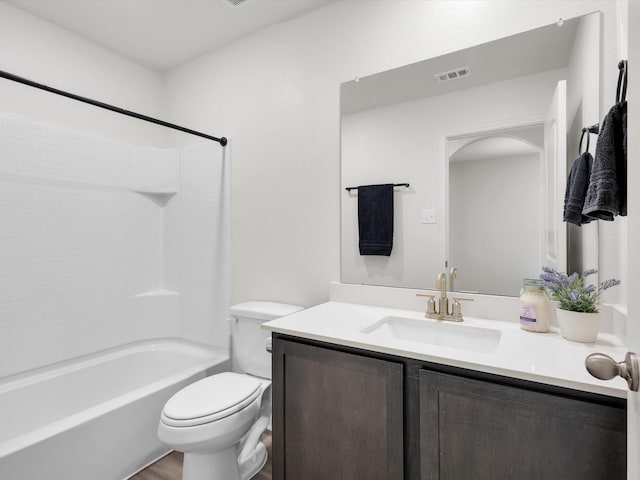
[0,339,229,480]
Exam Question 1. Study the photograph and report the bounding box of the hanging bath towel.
[564,151,594,226]
[583,61,627,220]
[582,101,627,220]
[358,184,394,256]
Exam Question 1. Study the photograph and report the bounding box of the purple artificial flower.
[567,272,579,285]
[601,279,621,290]
[584,284,596,294]
[539,267,620,313]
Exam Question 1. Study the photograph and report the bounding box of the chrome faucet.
[417,270,472,322]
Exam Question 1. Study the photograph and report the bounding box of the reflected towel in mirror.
[357,184,394,256]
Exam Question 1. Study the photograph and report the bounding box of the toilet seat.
[161,372,262,428]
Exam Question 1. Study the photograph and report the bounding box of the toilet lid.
[161,372,262,427]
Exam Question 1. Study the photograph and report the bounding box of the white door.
[628,234,639,470]
[587,5,638,475]
[543,80,567,272]
[626,2,639,477]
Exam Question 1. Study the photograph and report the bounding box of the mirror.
[448,128,545,296]
[340,12,600,296]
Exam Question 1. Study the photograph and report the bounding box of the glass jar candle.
[519,278,551,333]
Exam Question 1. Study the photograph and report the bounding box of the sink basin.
[361,316,501,353]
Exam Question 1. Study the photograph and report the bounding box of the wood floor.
[130,432,272,480]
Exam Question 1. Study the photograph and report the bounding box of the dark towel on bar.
[583,100,627,220]
[564,151,594,226]
[358,184,394,256]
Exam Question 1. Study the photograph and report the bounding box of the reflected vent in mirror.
[225,0,253,6]
[435,67,471,83]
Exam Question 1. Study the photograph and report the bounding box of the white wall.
[450,153,541,296]
[566,12,600,278]
[341,69,562,289]
[0,2,167,146]
[165,0,621,307]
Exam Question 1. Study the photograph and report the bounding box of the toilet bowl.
[158,372,270,480]
[157,301,303,480]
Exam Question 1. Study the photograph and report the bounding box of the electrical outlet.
[421,209,436,224]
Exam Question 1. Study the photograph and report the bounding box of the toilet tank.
[230,301,303,379]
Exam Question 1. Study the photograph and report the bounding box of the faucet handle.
[451,297,473,318]
[449,267,459,291]
[416,293,437,315]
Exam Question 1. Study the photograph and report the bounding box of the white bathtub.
[0,338,229,480]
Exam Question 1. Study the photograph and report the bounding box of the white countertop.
[263,301,628,399]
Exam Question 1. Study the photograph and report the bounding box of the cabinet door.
[419,370,626,480]
[272,337,404,480]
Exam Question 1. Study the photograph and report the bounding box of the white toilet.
[157,301,303,480]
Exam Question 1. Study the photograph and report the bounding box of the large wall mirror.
[340,12,600,297]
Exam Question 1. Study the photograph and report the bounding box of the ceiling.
[5,0,334,71]
[341,14,579,115]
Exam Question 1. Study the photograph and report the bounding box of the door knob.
[585,352,639,392]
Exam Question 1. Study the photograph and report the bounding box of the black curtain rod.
[345,183,410,192]
[0,69,227,146]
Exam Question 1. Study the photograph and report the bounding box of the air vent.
[224,0,253,7]
[435,66,471,83]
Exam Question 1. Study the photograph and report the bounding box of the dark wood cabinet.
[272,336,404,480]
[272,334,626,480]
[419,370,626,480]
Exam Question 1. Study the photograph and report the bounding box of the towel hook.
[579,128,590,155]
[579,123,600,156]
[617,60,627,104]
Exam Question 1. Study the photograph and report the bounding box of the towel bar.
[345,183,410,192]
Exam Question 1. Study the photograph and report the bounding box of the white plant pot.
[556,308,601,343]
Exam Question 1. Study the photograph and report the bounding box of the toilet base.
[181,441,267,480]
[239,441,267,480]
[183,447,239,480]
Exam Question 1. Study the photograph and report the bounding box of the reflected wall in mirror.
[448,127,545,296]
[340,12,600,296]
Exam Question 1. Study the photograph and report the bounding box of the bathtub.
[0,338,229,480]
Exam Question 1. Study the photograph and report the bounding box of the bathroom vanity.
[264,301,627,480]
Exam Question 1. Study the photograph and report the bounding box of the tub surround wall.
[166,142,231,348]
[0,3,230,377]
[0,115,229,378]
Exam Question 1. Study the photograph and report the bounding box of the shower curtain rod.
[0,69,227,146]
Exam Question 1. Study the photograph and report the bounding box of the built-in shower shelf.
[131,290,180,298]
[131,290,180,332]
[132,147,180,203]
[134,190,177,206]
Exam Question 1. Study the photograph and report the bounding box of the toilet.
[157,301,303,480]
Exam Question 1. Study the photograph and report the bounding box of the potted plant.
[539,267,620,343]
